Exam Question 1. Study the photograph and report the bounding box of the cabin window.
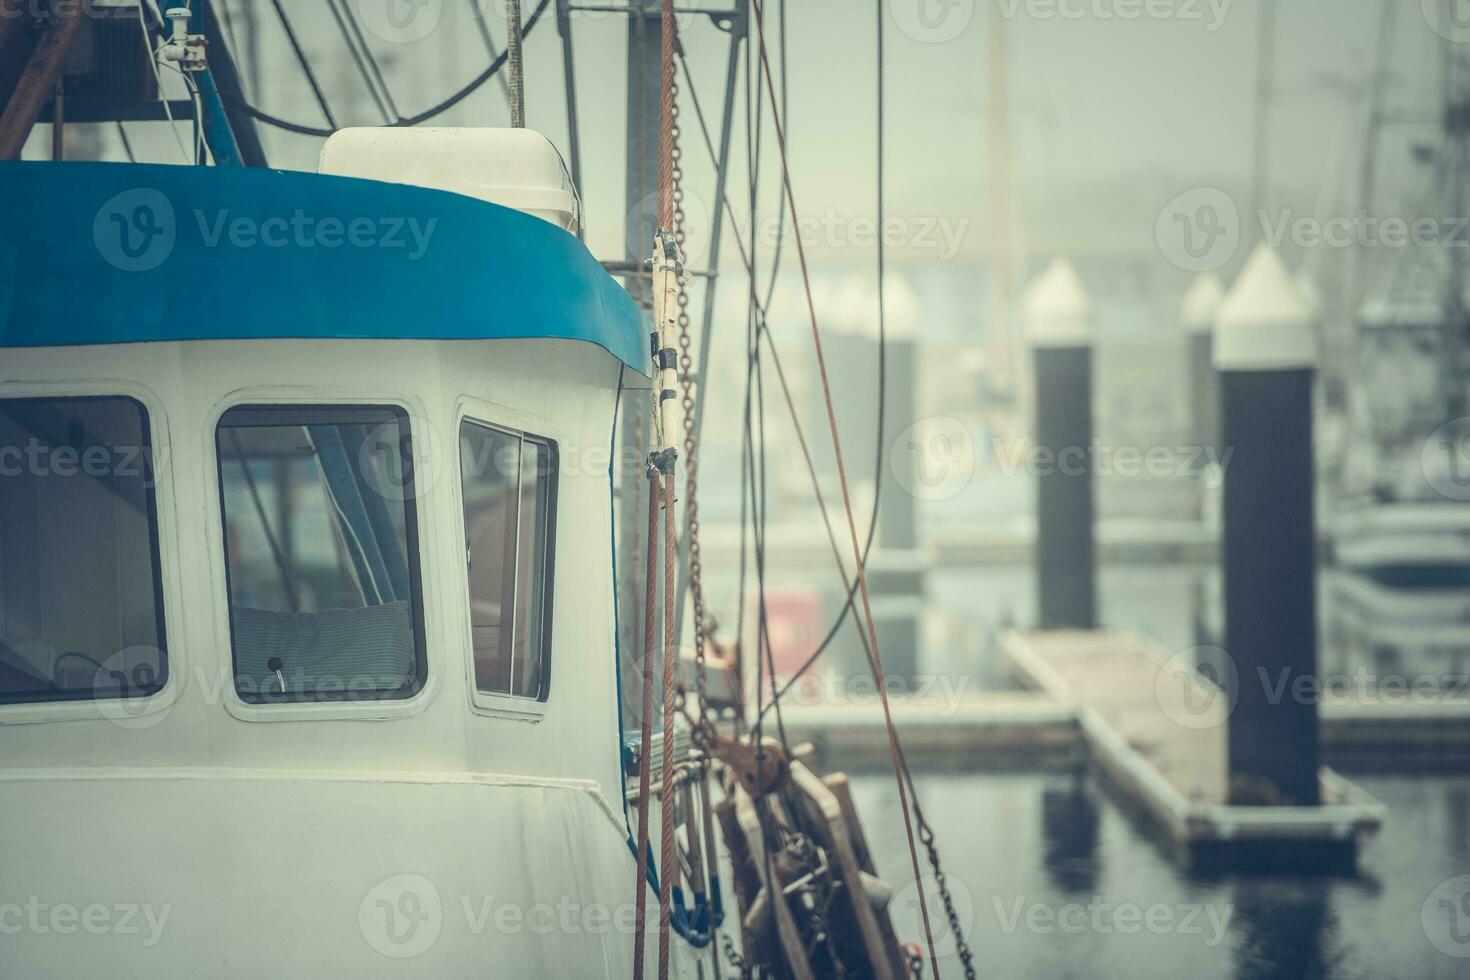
[216,406,426,703]
[458,420,557,701]
[0,397,167,705]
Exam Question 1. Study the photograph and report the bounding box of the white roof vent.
[1214,243,1317,371]
[318,127,580,235]
[1022,258,1093,348]
[1179,272,1225,334]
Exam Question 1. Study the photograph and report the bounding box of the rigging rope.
[676,48,885,701]
[746,1,942,972]
[323,0,394,123]
[265,0,337,129]
[221,0,553,138]
[632,472,662,980]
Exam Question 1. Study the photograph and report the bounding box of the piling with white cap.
[1181,272,1225,455]
[1215,243,1320,806]
[1023,258,1097,630]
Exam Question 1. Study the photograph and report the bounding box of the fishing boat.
[0,121,938,977]
[0,0,973,974]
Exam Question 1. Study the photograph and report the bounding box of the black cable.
[678,47,886,707]
[227,0,552,138]
[759,0,787,315]
[756,0,887,720]
[329,0,399,121]
[267,0,338,129]
[324,0,394,122]
[116,122,136,162]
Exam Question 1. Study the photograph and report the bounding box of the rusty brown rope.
[632,468,662,980]
[747,0,942,971]
[657,473,679,980]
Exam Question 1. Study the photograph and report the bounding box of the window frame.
[455,407,559,719]
[0,383,183,727]
[213,402,430,706]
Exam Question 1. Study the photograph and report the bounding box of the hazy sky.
[38,0,1447,277]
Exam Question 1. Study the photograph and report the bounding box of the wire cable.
[678,48,885,704]
[324,0,394,122]
[748,1,941,969]
[224,0,553,137]
[266,0,338,128]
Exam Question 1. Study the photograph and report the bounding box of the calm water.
[846,771,1470,980]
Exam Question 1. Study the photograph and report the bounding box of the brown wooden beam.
[0,1,86,160]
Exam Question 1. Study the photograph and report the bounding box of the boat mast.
[1442,18,1470,420]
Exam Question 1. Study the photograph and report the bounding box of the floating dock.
[1001,630,1386,873]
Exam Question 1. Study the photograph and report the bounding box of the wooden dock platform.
[1001,630,1387,872]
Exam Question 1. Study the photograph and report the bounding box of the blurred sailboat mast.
[987,10,1018,402]
[1440,10,1470,419]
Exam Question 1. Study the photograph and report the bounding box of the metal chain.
[722,932,755,980]
[918,821,976,980]
[668,28,715,748]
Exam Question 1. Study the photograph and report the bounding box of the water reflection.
[1228,879,1336,980]
[1041,774,1101,894]
[847,771,1470,979]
